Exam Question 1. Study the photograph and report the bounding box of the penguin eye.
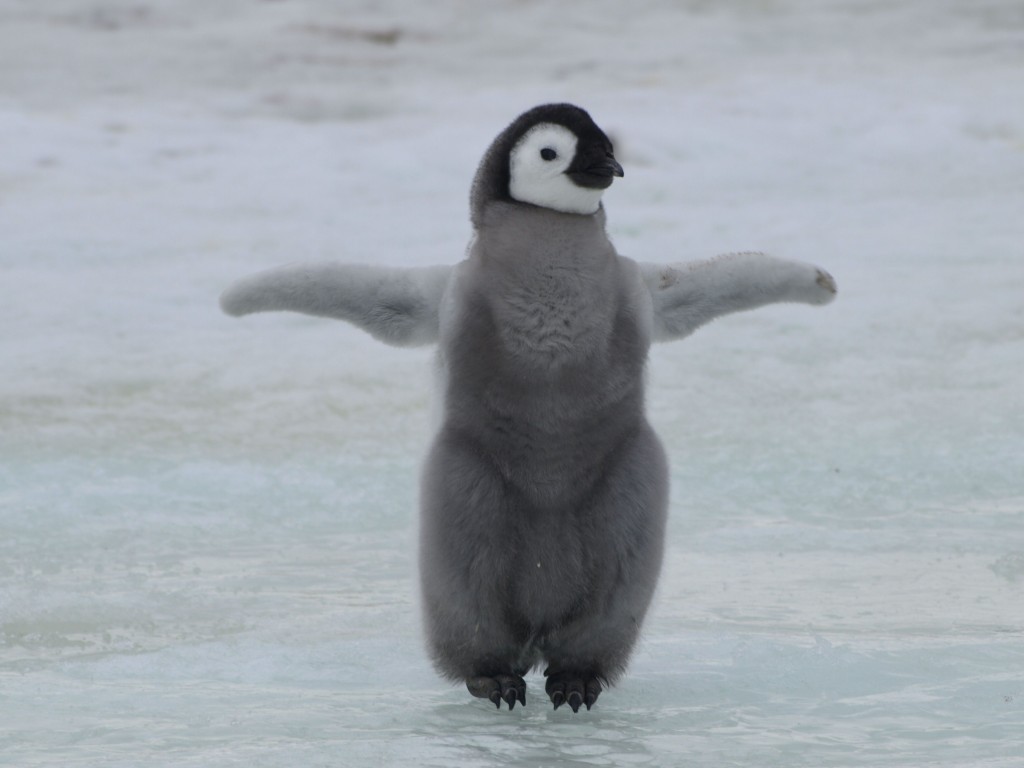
[540,147,557,161]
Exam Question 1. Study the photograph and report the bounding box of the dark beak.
[589,153,624,178]
[568,148,625,189]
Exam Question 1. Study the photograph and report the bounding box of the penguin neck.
[469,200,620,369]
[474,201,615,283]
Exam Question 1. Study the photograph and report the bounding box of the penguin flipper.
[638,252,836,342]
[219,262,452,347]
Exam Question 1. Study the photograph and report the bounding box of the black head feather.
[469,104,617,228]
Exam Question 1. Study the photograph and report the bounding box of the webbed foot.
[466,673,527,710]
[544,670,602,712]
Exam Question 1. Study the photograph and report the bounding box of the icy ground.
[1,1,1022,765]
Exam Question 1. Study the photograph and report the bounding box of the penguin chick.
[219,103,837,713]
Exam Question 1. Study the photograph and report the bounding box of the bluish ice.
[1,1,1022,766]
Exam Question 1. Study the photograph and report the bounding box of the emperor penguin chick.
[219,103,838,713]
[421,104,661,714]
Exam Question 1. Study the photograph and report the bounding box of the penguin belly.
[418,257,668,700]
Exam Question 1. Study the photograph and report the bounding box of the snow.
[1,0,1022,765]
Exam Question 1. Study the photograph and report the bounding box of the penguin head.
[470,104,623,226]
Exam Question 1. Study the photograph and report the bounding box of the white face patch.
[508,123,605,215]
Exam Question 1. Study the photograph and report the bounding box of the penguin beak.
[568,151,624,190]
[588,153,625,178]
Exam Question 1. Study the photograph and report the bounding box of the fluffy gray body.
[219,103,837,712]
[421,201,667,688]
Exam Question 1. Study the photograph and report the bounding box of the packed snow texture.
[1,1,1022,766]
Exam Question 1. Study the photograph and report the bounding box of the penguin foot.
[466,673,526,710]
[544,670,602,713]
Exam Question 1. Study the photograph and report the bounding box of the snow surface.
[2,1,1023,766]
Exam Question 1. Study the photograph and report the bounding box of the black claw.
[470,673,527,711]
[568,691,582,713]
[546,671,602,713]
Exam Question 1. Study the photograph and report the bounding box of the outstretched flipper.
[639,252,837,342]
[220,262,453,347]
